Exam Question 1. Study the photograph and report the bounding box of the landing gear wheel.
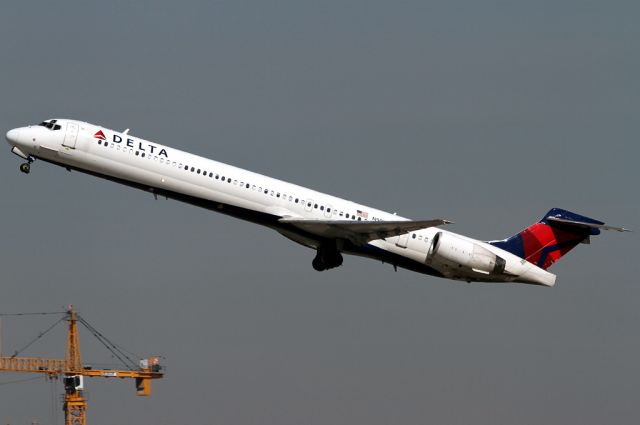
[19,163,30,174]
[312,249,343,272]
[312,257,326,271]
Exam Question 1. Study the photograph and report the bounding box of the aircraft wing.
[278,218,452,245]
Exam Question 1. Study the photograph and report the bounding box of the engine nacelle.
[427,232,506,275]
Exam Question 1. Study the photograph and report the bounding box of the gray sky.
[0,1,638,424]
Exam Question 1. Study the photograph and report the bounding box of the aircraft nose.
[5,128,21,146]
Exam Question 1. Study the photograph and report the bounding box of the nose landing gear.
[19,162,31,174]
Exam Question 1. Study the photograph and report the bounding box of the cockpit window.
[38,120,62,131]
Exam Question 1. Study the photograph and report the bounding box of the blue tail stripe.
[491,234,525,258]
[542,208,604,226]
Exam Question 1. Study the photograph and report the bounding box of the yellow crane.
[0,306,164,425]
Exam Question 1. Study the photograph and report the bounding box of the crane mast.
[65,307,85,425]
[0,306,164,425]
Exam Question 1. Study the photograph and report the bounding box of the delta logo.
[93,129,169,158]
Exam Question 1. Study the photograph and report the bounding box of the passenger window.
[320,206,324,211]
[141,152,145,157]
[246,183,250,188]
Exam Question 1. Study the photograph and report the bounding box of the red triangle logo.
[94,130,106,140]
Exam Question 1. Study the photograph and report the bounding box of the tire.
[312,257,325,271]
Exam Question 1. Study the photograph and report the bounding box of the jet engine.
[427,232,506,275]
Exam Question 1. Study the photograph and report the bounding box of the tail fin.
[489,208,624,270]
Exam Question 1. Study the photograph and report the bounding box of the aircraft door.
[63,121,79,148]
[396,233,409,248]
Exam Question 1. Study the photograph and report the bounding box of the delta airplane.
[5,119,628,286]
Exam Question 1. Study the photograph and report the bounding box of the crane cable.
[10,316,66,359]
[0,311,144,370]
[76,315,139,370]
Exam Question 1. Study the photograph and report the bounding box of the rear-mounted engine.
[427,232,506,275]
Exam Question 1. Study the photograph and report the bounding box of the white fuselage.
[5,119,556,286]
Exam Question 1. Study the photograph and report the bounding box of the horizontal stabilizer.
[546,216,631,232]
[279,218,452,245]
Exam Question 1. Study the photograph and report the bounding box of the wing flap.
[278,218,452,245]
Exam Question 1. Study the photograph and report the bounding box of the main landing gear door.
[63,121,79,148]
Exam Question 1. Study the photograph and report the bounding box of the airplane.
[5,119,628,287]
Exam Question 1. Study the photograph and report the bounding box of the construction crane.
[0,306,164,425]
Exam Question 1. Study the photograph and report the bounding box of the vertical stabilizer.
[489,208,604,270]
